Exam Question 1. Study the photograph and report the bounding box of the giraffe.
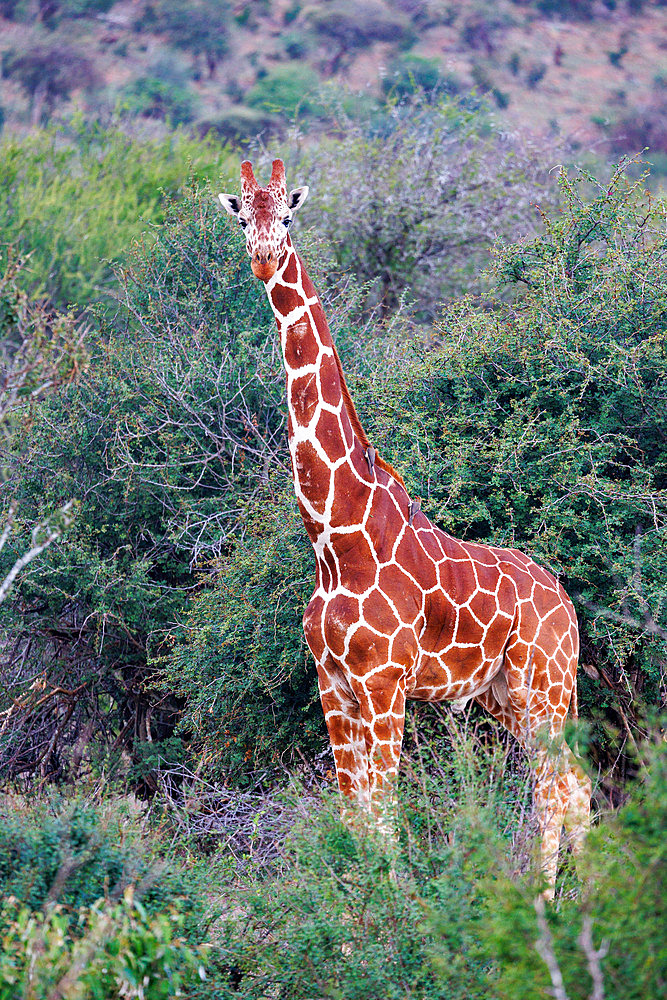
[218,159,591,896]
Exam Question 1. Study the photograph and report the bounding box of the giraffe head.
[218,159,309,282]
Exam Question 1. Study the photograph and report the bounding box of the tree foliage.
[146,0,231,78]
[0,188,290,788]
[3,42,97,126]
[286,95,556,320]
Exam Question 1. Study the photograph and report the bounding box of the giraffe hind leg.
[477,687,588,898]
[562,748,591,858]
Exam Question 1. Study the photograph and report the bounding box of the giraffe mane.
[331,343,406,490]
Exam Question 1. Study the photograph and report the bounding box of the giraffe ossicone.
[218,159,591,898]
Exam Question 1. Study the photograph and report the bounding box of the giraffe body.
[219,160,591,896]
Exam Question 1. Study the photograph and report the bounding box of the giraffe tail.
[570,675,578,720]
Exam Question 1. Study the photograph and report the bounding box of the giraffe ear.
[288,186,309,212]
[218,193,241,216]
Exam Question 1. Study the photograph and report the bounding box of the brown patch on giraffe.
[297,499,319,544]
[282,251,298,284]
[378,564,421,622]
[481,611,514,660]
[395,532,437,590]
[359,665,405,715]
[472,560,502,595]
[440,558,477,603]
[346,625,390,674]
[389,626,418,669]
[365,489,403,562]
[270,282,301,317]
[416,528,445,563]
[303,594,325,661]
[295,440,330,514]
[455,606,486,646]
[330,464,371,528]
[317,409,347,463]
[323,595,361,658]
[462,541,499,568]
[467,588,499,625]
[290,372,319,426]
[496,574,517,617]
[517,602,541,640]
[319,353,342,407]
[362,589,397,635]
[420,590,456,651]
[284,321,319,369]
[336,532,377,593]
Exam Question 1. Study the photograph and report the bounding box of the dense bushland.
[1,156,664,793]
[0,107,664,992]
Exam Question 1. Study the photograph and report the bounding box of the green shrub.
[117,75,197,125]
[247,62,323,119]
[360,162,667,727]
[159,486,321,782]
[0,188,286,787]
[0,797,206,934]
[0,121,232,309]
[382,53,453,98]
[0,890,206,1000]
[526,61,548,88]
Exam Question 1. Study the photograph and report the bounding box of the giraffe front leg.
[316,658,371,808]
[349,668,406,843]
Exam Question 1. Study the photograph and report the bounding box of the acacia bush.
[0,189,277,788]
[0,892,206,1000]
[0,797,205,929]
[247,63,323,120]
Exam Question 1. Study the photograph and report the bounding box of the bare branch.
[534,895,569,1000]
[579,916,609,1000]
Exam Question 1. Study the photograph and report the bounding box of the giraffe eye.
[282,217,291,228]
[239,218,248,229]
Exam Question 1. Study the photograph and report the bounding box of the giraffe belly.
[409,649,504,704]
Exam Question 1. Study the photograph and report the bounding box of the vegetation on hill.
[0,0,664,173]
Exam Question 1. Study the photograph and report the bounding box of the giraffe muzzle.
[251,250,277,282]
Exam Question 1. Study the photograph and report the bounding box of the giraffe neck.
[264,240,373,545]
